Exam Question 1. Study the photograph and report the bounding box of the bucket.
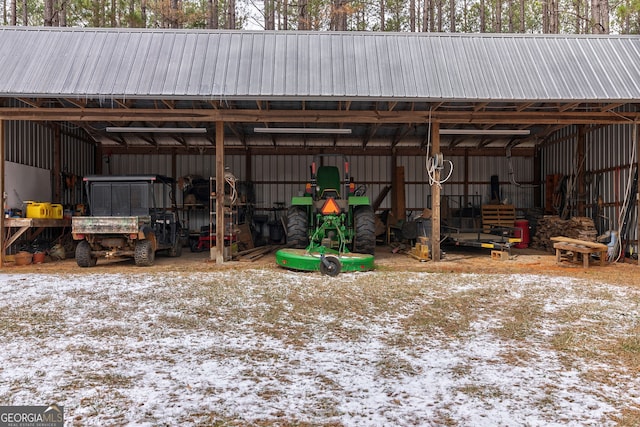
[514,219,530,249]
[14,251,33,266]
[33,252,46,264]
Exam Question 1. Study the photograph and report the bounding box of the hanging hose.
[224,169,238,205]
[425,110,454,188]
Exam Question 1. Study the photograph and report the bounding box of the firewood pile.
[530,216,599,253]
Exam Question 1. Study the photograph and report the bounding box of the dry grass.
[0,269,639,425]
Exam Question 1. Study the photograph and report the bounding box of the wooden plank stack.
[530,216,599,252]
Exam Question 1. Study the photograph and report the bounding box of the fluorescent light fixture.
[254,127,352,135]
[106,127,207,133]
[439,129,530,135]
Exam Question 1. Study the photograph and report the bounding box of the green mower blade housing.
[276,248,374,274]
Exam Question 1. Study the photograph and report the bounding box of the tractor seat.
[317,166,341,199]
[320,189,340,199]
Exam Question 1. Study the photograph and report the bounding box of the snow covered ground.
[0,270,638,426]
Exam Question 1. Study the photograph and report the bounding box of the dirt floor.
[4,243,640,288]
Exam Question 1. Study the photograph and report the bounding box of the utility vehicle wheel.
[286,207,309,249]
[75,240,97,267]
[352,205,376,255]
[319,255,341,277]
[134,239,155,266]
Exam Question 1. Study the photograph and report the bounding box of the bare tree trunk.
[209,0,217,28]
[425,0,434,31]
[436,0,442,31]
[590,0,608,33]
[495,0,502,32]
[44,0,53,25]
[57,0,66,25]
[550,0,559,32]
[410,0,415,31]
[22,0,26,24]
[380,0,385,31]
[298,0,308,29]
[141,0,147,27]
[508,0,513,32]
[331,0,347,30]
[449,0,455,31]
[129,0,135,26]
[265,0,274,29]
[227,0,235,28]
[479,0,485,32]
[282,0,288,29]
[10,0,15,25]
[111,0,116,26]
[519,0,524,31]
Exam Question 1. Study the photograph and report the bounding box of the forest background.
[0,0,636,44]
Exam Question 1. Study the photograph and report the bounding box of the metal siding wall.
[5,121,54,169]
[5,121,95,206]
[542,123,638,243]
[397,154,535,213]
[107,154,173,176]
[61,130,95,206]
[253,154,314,211]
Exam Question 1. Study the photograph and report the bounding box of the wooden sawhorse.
[551,236,608,269]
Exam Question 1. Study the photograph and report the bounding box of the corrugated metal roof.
[1,27,639,102]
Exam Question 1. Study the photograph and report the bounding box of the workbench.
[3,217,71,250]
[551,236,608,269]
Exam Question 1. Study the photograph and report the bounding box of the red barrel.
[514,219,530,248]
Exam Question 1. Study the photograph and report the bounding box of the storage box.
[26,202,51,219]
[50,204,63,219]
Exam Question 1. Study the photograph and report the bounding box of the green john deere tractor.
[276,155,376,276]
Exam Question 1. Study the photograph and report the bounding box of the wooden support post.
[637,123,639,266]
[534,148,542,209]
[215,121,225,264]
[393,165,406,221]
[577,125,586,216]
[0,120,4,266]
[53,124,62,203]
[431,121,441,262]
[96,143,104,175]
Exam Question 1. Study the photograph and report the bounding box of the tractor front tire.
[353,205,376,255]
[134,239,156,266]
[286,207,309,249]
[75,240,97,268]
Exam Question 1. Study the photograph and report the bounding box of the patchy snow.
[0,270,639,426]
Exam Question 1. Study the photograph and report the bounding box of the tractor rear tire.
[134,239,155,266]
[75,240,97,268]
[286,207,309,249]
[353,205,376,255]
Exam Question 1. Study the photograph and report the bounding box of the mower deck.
[276,248,375,274]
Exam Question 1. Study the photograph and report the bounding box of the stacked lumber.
[530,216,598,253]
[233,245,274,262]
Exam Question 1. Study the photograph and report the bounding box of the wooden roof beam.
[600,103,625,112]
[558,102,581,112]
